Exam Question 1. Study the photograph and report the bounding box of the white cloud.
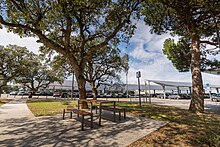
[0,28,42,54]
[121,20,220,85]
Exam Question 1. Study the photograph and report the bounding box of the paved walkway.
[0,98,167,147]
[0,99,35,120]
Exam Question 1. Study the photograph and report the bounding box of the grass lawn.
[0,98,13,106]
[26,100,220,146]
[27,99,78,116]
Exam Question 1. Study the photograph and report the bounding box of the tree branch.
[200,40,218,46]
[0,16,66,54]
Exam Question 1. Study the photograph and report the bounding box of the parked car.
[86,93,93,98]
[53,93,61,97]
[73,92,79,98]
[168,94,181,99]
[35,91,53,96]
[131,94,139,98]
[178,94,191,99]
[113,93,125,98]
[104,93,112,98]
[97,94,104,98]
[9,91,18,95]
[119,93,127,98]
[211,93,220,102]
[17,91,30,95]
[150,94,157,97]
[204,93,211,98]
[156,93,166,98]
[61,92,70,98]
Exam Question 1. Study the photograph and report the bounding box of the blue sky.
[1,20,220,86]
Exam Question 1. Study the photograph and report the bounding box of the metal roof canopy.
[147,80,192,87]
[147,79,220,89]
[146,80,192,99]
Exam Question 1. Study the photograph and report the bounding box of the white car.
[211,93,220,102]
[168,94,181,99]
[156,93,164,98]
[17,91,30,95]
[9,91,17,95]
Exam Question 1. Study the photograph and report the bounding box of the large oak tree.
[0,0,140,107]
[162,38,220,73]
[15,53,64,94]
[0,45,30,97]
[84,46,129,99]
[142,0,220,113]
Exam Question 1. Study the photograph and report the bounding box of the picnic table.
[78,100,116,126]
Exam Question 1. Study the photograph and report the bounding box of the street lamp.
[71,73,75,100]
[136,71,141,107]
[126,71,130,101]
[144,80,151,104]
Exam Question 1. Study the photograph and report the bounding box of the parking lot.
[133,97,220,114]
[2,94,220,114]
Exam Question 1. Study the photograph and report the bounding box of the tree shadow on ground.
[0,113,166,147]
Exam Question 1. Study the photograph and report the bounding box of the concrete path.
[0,98,167,147]
[0,99,35,120]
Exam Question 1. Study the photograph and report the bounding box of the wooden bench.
[63,108,93,131]
[63,108,74,119]
[101,106,126,121]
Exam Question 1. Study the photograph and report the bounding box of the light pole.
[71,73,75,100]
[145,80,147,103]
[136,71,141,107]
[148,80,151,104]
[126,71,130,102]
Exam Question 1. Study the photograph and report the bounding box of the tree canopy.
[163,38,220,72]
[162,38,191,72]
[84,46,129,99]
[0,45,30,96]
[142,0,220,113]
[0,0,141,103]
[15,54,64,94]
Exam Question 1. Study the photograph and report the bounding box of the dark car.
[53,93,61,97]
[117,93,126,98]
[150,94,157,97]
[86,93,93,98]
[35,91,53,96]
[178,94,191,99]
[204,93,210,98]
[73,93,79,98]
[61,92,70,98]
[211,93,220,102]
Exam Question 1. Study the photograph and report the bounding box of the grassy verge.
[27,99,78,116]
[118,102,220,147]
[26,100,220,146]
[0,98,13,106]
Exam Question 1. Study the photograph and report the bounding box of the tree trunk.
[0,86,2,98]
[189,34,204,113]
[71,73,74,99]
[75,71,88,109]
[90,82,97,100]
